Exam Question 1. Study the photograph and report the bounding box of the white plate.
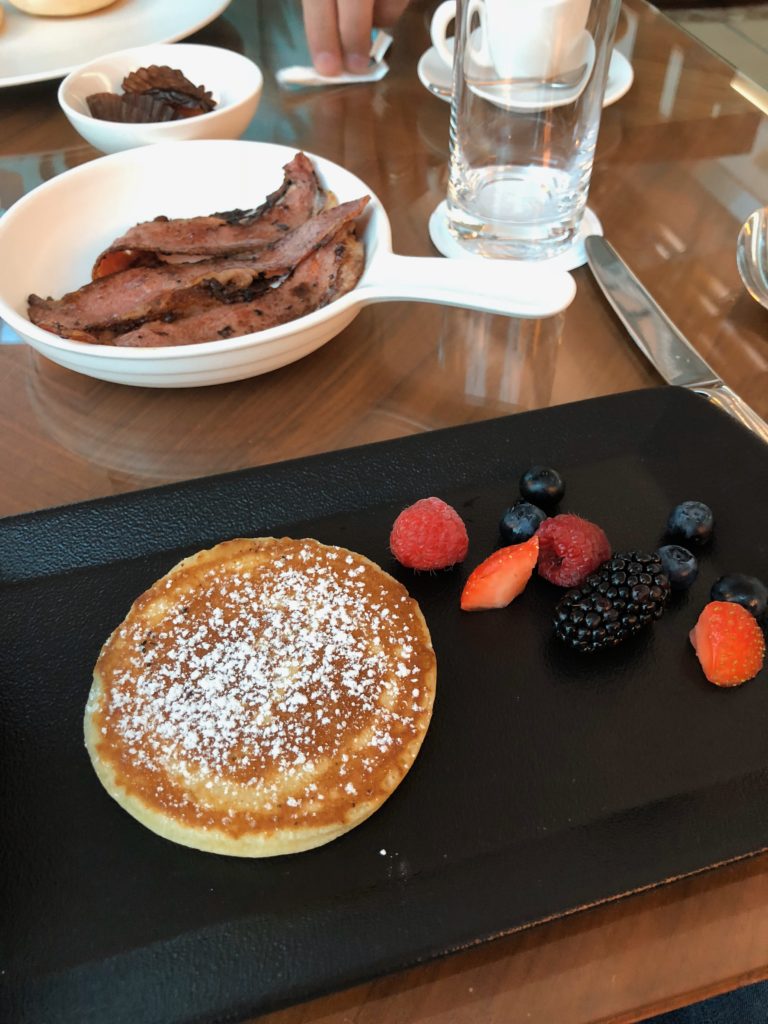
[417,43,634,109]
[0,140,576,388]
[0,0,232,88]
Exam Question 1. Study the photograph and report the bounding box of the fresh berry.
[665,501,714,546]
[499,501,548,544]
[554,552,671,652]
[461,535,539,611]
[536,514,611,587]
[519,466,565,508]
[710,574,768,620]
[657,544,698,590]
[390,497,469,570]
[690,601,765,686]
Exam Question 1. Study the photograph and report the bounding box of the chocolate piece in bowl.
[121,64,217,118]
[86,91,175,124]
[85,92,125,122]
[85,65,217,125]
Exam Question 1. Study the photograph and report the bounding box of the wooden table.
[1,2,767,1022]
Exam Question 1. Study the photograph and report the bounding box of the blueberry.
[499,501,548,544]
[710,574,768,619]
[657,544,698,590]
[665,500,714,546]
[519,466,564,507]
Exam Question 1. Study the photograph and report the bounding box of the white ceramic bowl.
[0,140,575,388]
[58,43,262,154]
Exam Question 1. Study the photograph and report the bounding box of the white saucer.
[428,201,603,272]
[417,44,633,109]
[471,32,596,112]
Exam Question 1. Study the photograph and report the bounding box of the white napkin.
[276,30,392,89]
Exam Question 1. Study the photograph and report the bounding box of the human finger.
[336,0,376,73]
[301,0,344,76]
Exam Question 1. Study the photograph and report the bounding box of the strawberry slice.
[690,600,765,686]
[461,536,539,611]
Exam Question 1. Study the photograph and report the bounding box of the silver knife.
[585,235,768,445]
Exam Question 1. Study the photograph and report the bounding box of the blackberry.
[554,551,671,653]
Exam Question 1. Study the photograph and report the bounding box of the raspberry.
[390,497,469,570]
[537,513,611,587]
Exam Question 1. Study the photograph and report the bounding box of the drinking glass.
[432,0,621,260]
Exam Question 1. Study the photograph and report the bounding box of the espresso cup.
[430,0,592,81]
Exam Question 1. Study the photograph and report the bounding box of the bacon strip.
[92,152,324,278]
[113,227,364,347]
[28,198,368,339]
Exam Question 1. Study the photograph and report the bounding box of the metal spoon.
[467,62,591,90]
[736,206,768,310]
[428,64,587,101]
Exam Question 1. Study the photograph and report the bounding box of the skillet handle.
[358,252,576,320]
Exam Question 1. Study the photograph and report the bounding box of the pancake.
[84,537,436,857]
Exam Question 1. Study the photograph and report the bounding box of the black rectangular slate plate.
[3,387,768,1024]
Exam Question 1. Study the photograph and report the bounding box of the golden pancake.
[84,537,436,857]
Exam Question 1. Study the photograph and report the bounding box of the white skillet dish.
[0,140,576,388]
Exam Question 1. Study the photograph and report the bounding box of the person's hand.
[301,0,410,76]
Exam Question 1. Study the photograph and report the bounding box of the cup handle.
[466,0,493,68]
[429,0,458,71]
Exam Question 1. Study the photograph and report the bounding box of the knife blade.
[585,235,768,445]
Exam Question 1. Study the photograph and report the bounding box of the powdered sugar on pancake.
[88,538,435,835]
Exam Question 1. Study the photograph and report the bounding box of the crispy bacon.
[92,152,325,278]
[28,198,368,339]
[113,227,364,347]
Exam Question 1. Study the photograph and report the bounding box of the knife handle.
[692,383,768,446]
